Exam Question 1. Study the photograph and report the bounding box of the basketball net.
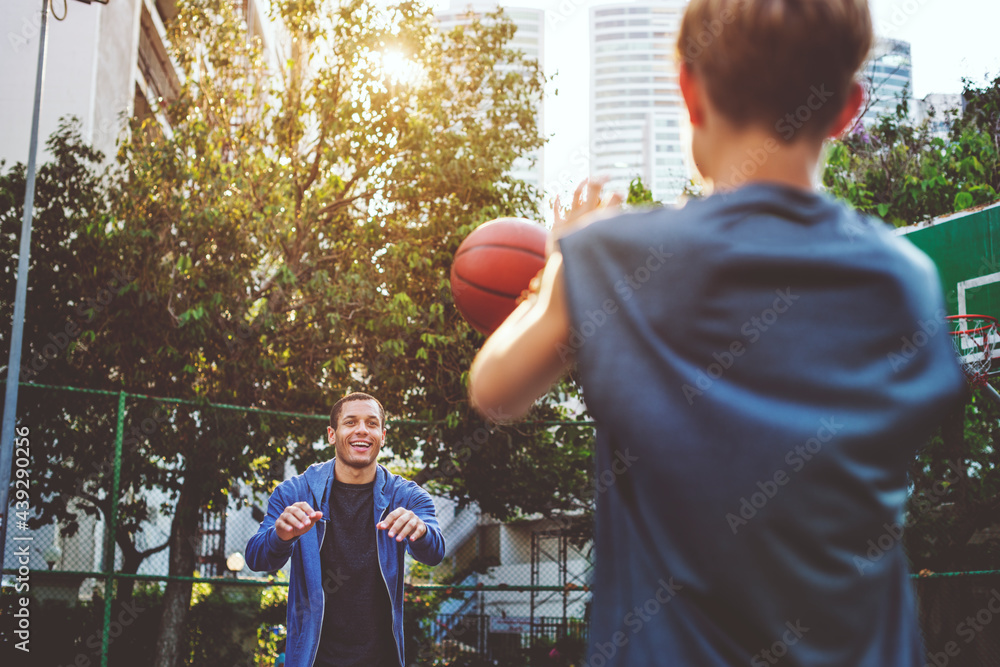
[946,315,1000,387]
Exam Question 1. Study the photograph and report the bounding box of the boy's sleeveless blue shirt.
[558,183,966,666]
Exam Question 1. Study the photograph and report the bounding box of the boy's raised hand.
[549,177,623,256]
[275,502,323,541]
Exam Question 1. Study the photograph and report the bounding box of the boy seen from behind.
[469,1,966,665]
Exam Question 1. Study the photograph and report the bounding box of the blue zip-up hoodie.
[245,459,445,667]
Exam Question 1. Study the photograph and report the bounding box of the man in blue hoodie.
[246,392,445,667]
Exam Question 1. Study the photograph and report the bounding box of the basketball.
[450,217,548,336]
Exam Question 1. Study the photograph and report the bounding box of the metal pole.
[560,535,567,635]
[980,382,1000,408]
[0,0,49,579]
[100,391,126,667]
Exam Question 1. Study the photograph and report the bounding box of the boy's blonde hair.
[678,0,873,141]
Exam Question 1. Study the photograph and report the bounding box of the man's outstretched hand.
[276,502,323,542]
[378,507,427,542]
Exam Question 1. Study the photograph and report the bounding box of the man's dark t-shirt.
[314,478,397,667]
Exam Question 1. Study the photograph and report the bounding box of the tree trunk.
[115,533,144,602]
[152,471,202,667]
[114,530,170,602]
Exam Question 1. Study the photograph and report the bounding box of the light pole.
[0,0,108,582]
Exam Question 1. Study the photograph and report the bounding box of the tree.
[2,0,597,664]
[115,0,562,663]
[0,123,173,585]
[823,76,1000,227]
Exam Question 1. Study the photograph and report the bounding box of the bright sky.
[407,0,1000,210]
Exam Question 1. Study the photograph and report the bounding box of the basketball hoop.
[946,315,999,387]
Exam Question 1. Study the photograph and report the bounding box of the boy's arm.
[469,179,619,420]
[468,251,574,420]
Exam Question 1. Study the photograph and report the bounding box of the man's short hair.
[678,0,873,141]
[330,392,386,429]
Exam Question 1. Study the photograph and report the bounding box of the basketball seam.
[453,277,522,300]
[454,243,546,261]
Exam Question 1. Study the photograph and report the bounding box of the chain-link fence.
[915,573,1000,666]
[0,383,596,666]
[2,382,999,666]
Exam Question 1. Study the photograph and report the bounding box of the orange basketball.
[450,217,548,336]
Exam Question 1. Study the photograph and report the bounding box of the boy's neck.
[696,125,824,194]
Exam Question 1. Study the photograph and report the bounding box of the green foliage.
[403,561,467,666]
[186,585,268,665]
[0,581,286,666]
[0,0,573,538]
[0,0,592,650]
[626,177,657,207]
[823,75,1000,227]
[822,73,1000,569]
[905,392,1000,573]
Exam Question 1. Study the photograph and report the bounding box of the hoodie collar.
[307,459,390,512]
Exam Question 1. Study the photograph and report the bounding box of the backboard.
[898,201,1000,373]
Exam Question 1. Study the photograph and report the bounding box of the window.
[595,113,650,122]
[595,65,651,76]
[595,41,671,54]
[596,89,658,99]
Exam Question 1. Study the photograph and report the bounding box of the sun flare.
[378,50,424,85]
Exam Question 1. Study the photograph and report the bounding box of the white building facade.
[0,0,273,166]
[589,2,689,204]
[435,2,545,193]
[859,37,913,125]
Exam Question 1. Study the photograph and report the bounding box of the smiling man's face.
[328,398,385,476]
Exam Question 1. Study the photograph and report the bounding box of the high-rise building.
[589,2,689,204]
[0,0,273,166]
[916,93,964,139]
[859,37,913,125]
[435,2,545,192]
